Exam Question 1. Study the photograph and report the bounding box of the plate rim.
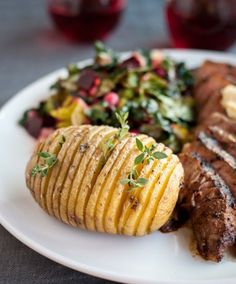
[1,48,236,284]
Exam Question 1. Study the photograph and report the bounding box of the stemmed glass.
[165,0,236,50]
[48,0,127,42]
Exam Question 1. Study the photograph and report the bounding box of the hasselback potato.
[25,125,183,236]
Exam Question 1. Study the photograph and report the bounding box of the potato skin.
[26,125,184,236]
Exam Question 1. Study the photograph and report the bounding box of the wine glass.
[165,0,236,50]
[48,0,127,42]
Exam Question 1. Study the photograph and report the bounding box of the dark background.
[1,0,236,283]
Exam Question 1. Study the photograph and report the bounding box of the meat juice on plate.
[166,0,236,50]
[48,0,126,42]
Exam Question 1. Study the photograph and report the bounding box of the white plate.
[1,49,236,284]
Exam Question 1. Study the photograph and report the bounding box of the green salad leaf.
[19,42,196,153]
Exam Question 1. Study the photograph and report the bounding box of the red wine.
[166,0,236,50]
[49,0,126,42]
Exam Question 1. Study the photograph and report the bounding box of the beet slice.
[25,110,43,138]
[78,69,100,91]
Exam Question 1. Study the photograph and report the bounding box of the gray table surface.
[1,1,236,283]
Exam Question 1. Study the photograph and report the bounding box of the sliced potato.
[67,126,115,227]
[26,125,183,236]
[74,128,118,229]
[85,136,129,231]
[122,146,172,236]
[94,135,146,233]
[64,126,104,225]
[118,143,166,236]
[150,162,183,232]
[32,128,63,206]
[25,140,44,192]
[104,137,154,234]
[40,127,77,213]
[136,155,179,236]
[49,125,90,219]
[57,126,92,223]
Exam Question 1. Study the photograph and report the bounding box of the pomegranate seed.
[130,129,140,135]
[154,67,166,78]
[94,78,101,86]
[104,92,119,107]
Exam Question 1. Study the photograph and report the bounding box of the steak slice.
[162,113,236,262]
[193,61,236,123]
[197,90,225,123]
[194,74,232,106]
[194,61,236,84]
[196,113,236,156]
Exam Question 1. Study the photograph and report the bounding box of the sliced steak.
[162,61,236,261]
[196,113,236,158]
[194,61,236,84]
[197,90,225,123]
[194,74,232,106]
[162,113,236,262]
[193,61,236,123]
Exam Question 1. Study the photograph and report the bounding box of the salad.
[19,42,195,152]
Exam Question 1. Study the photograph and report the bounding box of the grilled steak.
[162,113,236,262]
[193,61,236,123]
[161,61,236,261]
[194,61,236,84]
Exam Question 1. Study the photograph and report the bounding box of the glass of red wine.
[48,0,126,42]
[165,0,236,50]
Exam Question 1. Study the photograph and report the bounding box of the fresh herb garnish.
[106,138,114,150]
[58,135,66,146]
[135,138,167,164]
[115,111,130,140]
[121,138,167,190]
[121,165,148,191]
[31,152,57,177]
[102,111,130,159]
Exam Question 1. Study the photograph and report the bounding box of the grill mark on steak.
[191,152,235,207]
[208,126,236,144]
[198,131,236,170]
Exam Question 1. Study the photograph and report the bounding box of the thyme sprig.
[120,165,148,190]
[121,138,167,190]
[135,138,167,164]
[115,111,130,141]
[31,151,58,177]
[102,111,130,158]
